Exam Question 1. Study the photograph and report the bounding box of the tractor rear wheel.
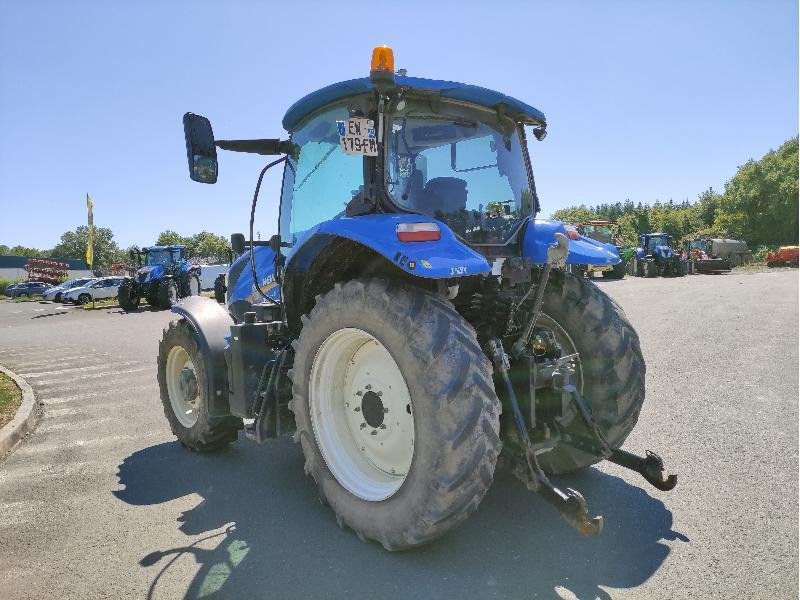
[643,259,656,278]
[157,319,241,451]
[213,274,226,303]
[157,279,179,309]
[532,271,646,474]
[290,278,501,550]
[118,279,140,312]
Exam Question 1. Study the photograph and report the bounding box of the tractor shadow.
[115,440,686,600]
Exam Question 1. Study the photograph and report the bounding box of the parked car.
[62,277,126,304]
[42,278,98,302]
[6,281,53,298]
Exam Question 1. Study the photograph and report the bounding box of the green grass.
[0,372,22,430]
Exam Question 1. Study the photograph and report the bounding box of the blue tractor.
[631,232,687,277]
[158,47,676,549]
[118,244,201,311]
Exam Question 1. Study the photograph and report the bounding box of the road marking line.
[19,361,142,378]
[13,431,165,455]
[35,416,119,434]
[10,355,111,370]
[34,366,152,386]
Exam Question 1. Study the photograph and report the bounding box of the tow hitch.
[490,233,677,536]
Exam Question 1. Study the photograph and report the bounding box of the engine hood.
[137,265,164,283]
[653,245,674,259]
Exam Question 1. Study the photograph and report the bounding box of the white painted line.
[35,366,152,387]
[19,361,142,378]
[12,355,110,370]
[35,416,118,434]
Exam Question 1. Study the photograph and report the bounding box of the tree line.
[1,228,232,270]
[552,137,798,253]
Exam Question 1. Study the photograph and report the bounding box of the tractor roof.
[142,245,186,252]
[282,76,547,132]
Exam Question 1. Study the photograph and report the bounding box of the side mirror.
[183,113,218,184]
[231,233,246,257]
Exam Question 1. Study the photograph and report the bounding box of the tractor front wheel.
[602,260,626,280]
[157,319,241,451]
[118,279,141,312]
[290,278,501,550]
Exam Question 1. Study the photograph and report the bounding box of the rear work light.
[396,222,441,242]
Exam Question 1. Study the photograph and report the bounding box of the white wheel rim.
[309,328,414,501]
[165,345,200,428]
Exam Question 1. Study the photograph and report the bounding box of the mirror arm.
[215,139,294,156]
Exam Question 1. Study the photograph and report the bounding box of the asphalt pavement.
[0,269,797,599]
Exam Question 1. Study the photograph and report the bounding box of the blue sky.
[0,0,797,250]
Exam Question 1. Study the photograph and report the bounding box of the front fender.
[286,214,491,278]
[170,296,234,418]
[522,219,620,265]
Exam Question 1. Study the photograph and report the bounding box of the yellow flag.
[86,194,94,267]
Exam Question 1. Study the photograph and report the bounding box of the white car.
[63,276,126,304]
[43,277,98,302]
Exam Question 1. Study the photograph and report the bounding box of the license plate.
[337,117,378,156]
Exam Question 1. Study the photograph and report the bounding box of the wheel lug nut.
[365,384,372,390]
[360,423,366,429]
[370,430,377,436]
[377,391,382,397]
[355,391,363,396]
[379,424,386,430]
[383,407,389,413]
[354,406,361,412]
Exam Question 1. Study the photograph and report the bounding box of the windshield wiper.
[295,145,337,190]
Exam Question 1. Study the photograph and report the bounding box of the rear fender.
[286,214,491,279]
[170,296,234,418]
[522,219,620,265]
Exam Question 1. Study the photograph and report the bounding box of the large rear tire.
[118,279,141,312]
[157,319,241,451]
[290,278,501,550]
[213,274,226,304]
[532,271,646,474]
[156,279,179,309]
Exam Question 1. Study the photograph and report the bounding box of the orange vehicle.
[766,246,799,268]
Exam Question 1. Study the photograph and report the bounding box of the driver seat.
[418,177,467,217]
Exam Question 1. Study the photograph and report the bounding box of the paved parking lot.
[0,269,797,599]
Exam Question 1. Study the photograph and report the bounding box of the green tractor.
[570,220,627,279]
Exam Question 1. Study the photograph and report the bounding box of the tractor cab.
[142,245,187,268]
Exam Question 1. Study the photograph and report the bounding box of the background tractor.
[570,219,626,279]
[118,245,201,311]
[685,238,731,274]
[631,232,687,277]
[157,46,675,550]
